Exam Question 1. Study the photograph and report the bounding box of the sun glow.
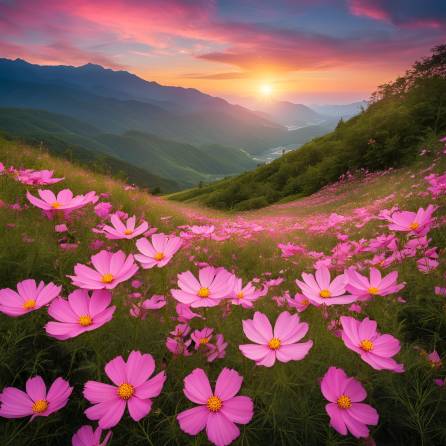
[259,83,273,97]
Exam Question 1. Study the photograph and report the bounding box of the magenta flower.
[340,316,404,372]
[102,214,148,240]
[135,233,182,268]
[345,267,405,301]
[142,294,166,310]
[27,189,97,215]
[0,376,72,420]
[171,267,235,308]
[230,278,260,308]
[207,334,228,363]
[72,425,112,446]
[166,336,192,356]
[176,303,203,322]
[321,367,379,438]
[386,205,436,235]
[45,290,116,340]
[0,279,61,317]
[94,202,113,219]
[427,350,442,368]
[177,368,253,446]
[189,225,215,236]
[83,351,166,429]
[68,250,138,290]
[191,327,214,349]
[286,292,311,312]
[17,169,64,185]
[239,311,313,367]
[296,266,355,306]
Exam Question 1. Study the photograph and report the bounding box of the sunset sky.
[1,0,445,104]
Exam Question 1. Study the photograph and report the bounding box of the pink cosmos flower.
[239,311,313,367]
[101,214,148,240]
[340,316,404,372]
[177,368,253,446]
[207,334,228,362]
[278,242,305,258]
[171,267,235,308]
[417,256,439,273]
[72,425,112,446]
[435,286,446,297]
[230,278,260,308]
[296,266,355,306]
[94,202,113,219]
[68,250,138,290]
[386,205,436,235]
[320,367,379,438]
[189,225,215,236]
[45,290,116,340]
[17,169,64,185]
[191,327,214,349]
[0,279,61,317]
[55,223,68,233]
[175,303,203,322]
[0,376,72,420]
[142,294,167,310]
[83,351,166,429]
[27,189,98,215]
[427,351,442,368]
[286,292,311,312]
[135,233,182,268]
[166,337,192,356]
[345,267,405,301]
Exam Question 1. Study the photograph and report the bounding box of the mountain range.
[0,58,362,190]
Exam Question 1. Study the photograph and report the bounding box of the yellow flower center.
[268,337,281,350]
[117,383,134,400]
[79,315,93,326]
[199,337,209,345]
[154,252,165,261]
[124,229,133,235]
[409,221,419,230]
[319,289,331,298]
[32,399,48,413]
[51,202,61,209]
[207,395,222,412]
[236,292,244,299]
[197,287,209,298]
[302,298,309,306]
[368,287,379,295]
[101,273,114,284]
[23,299,36,310]
[337,394,352,409]
[360,339,374,352]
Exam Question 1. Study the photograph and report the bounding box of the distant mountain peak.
[80,62,105,71]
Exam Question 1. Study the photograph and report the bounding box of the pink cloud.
[349,0,389,21]
[349,0,445,29]
[0,0,444,76]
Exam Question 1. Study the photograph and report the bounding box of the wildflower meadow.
[0,135,446,446]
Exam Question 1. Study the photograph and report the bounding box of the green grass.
[0,137,445,445]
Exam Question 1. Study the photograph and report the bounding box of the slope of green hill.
[0,117,179,192]
[0,108,257,189]
[170,45,446,210]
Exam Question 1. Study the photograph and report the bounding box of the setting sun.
[259,83,273,97]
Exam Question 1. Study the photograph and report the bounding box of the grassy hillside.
[171,45,446,210]
[0,135,445,445]
[0,108,257,189]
